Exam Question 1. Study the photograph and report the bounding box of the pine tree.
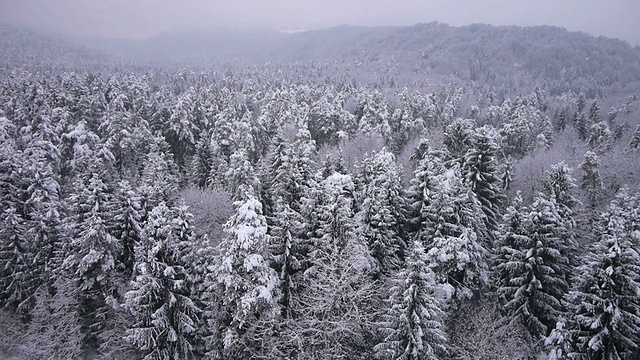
[214,196,280,359]
[587,121,612,152]
[0,206,34,310]
[113,180,143,276]
[496,195,570,337]
[190,136,213,189]
[375,242,448,360]
[64,172,120,294]
[541,162,579,271]
[462,125,505,243]
[578,151,605,206]
[63,171,123,354]
[406,148,448,237]
[28,276,84,359]
[423,165,489,299]
[500,100,544,158]
[568,190,640,359]
[125,202,200,360]
[224,150,261,202]
[355,149,407,275]
[268,198,304,321]
[20,141,65,312]
[443,118,478,160]
[544,319,577,360]
[139,145,180,211]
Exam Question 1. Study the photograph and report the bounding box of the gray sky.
[1,0,639,45]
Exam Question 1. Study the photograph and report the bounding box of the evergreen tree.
[113,180,143,277]
[629,125,640,150]
[125,202,200,360]
[406,148,448,237]
[268,198,304,321]
[139,144,180,211]
[214,196,280,359]
[588,121,612,152]
[541,162,579,270]
[355,149,407,275]
[0,206,34,310]
[63,171,122,355]
[375,242,448,360]
[423,165,489,299]
[578,151,605,206]
[190,136,213,189]
[443,118,477,160]
[496,195,570,337]
[28,276,84,359]
[544,319,577,360]
[462,125,505,243]
[568,191,640,359]
[64,172,120,294]
[224,149,261,202]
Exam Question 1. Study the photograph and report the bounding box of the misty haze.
[1,1,640,359]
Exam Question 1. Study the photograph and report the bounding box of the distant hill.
[3,22,640,96]
[0,24,117,73]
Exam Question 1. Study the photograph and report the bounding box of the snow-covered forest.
[1,22,640,359]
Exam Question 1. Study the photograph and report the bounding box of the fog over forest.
[1,1,640,359]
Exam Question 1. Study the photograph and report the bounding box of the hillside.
[1,21,640,360]
[0,24,118,74]
[4,22,640,97]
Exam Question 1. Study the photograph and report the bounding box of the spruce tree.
[568,190,640,359]
[375,241,448,360]
[578,151,605,206]
[355,149,407,275]
[496,195,570,337]
[214,196,280,359]
[292,173,378,359]
[125,202,200,360]
[0,206,34,310]
[462,125,505,243]
[423,165,489,299]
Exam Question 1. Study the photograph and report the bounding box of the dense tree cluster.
[1,25,640,360]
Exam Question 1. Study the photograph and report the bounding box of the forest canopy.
[1,22,639,359]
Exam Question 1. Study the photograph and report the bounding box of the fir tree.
[629,125,640,150]
[28,276,84,359]
[541,162,579,271]
[64,172,120,294]
[423,165,489,299]
[568,190,640,359]
[125,202,200,360]
[375,242,448,360]
[462,125,505,243]
[214,196,280,359]
[113,180,143,277]
[355,149,407,275]
[292,174,378,358]
[578,151,605,206]
[544,319,578,360]
[0,206,34,310]
[496,195,570,337]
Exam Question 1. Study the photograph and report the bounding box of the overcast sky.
[1,0,639,45]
